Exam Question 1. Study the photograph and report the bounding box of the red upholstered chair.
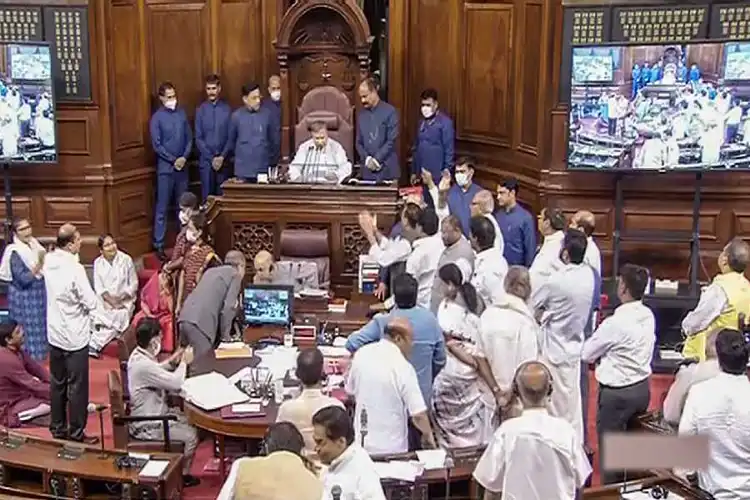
[293,86,354,161]
[279,228,331,289]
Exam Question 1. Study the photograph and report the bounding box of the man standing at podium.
[223,83,278,183]
[261,75,282,166]
[288,121,351,183]
[356,77,399,182]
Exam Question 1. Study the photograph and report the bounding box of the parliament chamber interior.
[0,0,748,498]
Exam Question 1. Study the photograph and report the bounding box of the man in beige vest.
[682,238,750,361]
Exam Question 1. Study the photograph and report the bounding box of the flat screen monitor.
[567,42,750,171]
[243,285,294,326]
[0,42,57,164]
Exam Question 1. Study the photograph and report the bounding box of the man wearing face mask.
[195,74,232,201]
[127,317,201,487]
[150,82,193,257]
[261,75,282,165]
[411,88,455,188]
[427,157,483,238]
[355,77,399,182]
[223,83,278,183]
[44,224,99,444]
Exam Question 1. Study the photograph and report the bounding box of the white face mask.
[178,210,190,226]
[421,105,434,119]
[165,98,177,110]
[270,90,281,102]
[455,172,469,186]
[186,229,199,243]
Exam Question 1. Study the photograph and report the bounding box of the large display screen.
[243,285,293,326]
[567,43,750,171]
[0,42,57,164]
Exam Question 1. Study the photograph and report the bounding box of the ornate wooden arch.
[273,0,373,162]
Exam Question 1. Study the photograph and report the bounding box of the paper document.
[416,449,447,470]
[318,345,350,357]
[228,366,253,385]
[373,461,423,482]
[139,460,169,478]
[232,403,262,413]
[299,288,327,298]
[182,372,249,411]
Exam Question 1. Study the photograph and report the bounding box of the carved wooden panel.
[42,196,94,227]
[289,7,356,48]
[70,476,82,499]
[232,222,275,260]
[0,463,5,485]
[146,2,210,121]
[284,222,328,231]
[292,53,359,109]
[341,223,368,275]
[382,482,428,500]
[457,3,514,147]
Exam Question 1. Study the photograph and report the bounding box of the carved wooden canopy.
[274,0,373,58]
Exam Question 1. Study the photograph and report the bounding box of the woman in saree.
[0,218,47,361]
[131,266,176,352]
[175,211,220,313]
[431,261,495,448]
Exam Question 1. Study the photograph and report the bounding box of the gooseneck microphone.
[331,485,342,500]
[360,408,368,448]
[301,145,314,182]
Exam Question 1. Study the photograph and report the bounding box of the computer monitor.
[243,284,294,326]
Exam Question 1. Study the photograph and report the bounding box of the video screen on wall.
[0,42,57,164]
[567,43,750,171]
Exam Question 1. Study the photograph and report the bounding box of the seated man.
[178,250,246,356]
[0,320,50,427]
[252,250,320,291]
[288,121,352,184]
[473,361,592,500]
[127,318,201,487]
[90,234,139,358]
[217,422,323,500]
[313,406,385,500]
[276,348,344,460]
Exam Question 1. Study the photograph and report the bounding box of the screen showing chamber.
[243,286,292,326]
[0,42,57,164]
[567,43,750,171]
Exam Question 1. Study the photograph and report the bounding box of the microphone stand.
[444,455,454,500]
[360,408,368,449]
[96,406,109,459]
[312,147,322,183]
[301,146,313,183]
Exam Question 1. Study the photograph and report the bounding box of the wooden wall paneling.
[514,0,543,155]
[386,0,408,167]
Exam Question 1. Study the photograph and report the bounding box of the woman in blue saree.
[0,219,47,360]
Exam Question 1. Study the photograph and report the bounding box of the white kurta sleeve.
[473,434,507,493]
[333,141,352,182]
[288,140,311,182]
[93,257,106,297]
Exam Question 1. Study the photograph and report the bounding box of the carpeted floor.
[15,352,674,498]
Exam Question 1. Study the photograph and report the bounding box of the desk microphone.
[331,485,342,500]
[360,408,368,448]
[93,404,109,459]
[312,146,322,183]
[443,454,454,500]
[301,145,314,182]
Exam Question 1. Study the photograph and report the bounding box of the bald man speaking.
[471,189,504,255]
[474,361,592,499]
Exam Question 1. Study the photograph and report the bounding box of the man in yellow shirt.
[682,238,750,361]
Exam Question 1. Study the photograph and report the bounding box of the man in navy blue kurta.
[260,75,282,165]
[411,88,454,184]
[150,82,192,254]
[223,83,278,182]
[194,74,231,201]
[435,157,482,237]
[494,178,536,267]
[356,78,399,181]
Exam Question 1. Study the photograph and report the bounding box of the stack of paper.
[182,372,249,411]
[373,461,424,482]
[139,460,169,478]
[416,449,447,470]
[215,343,253,359]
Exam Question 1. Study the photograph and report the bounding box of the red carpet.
[14,355,673,497]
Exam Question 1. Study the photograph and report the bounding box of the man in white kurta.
[473,361,592,500]
[90,236,138,355]
[470,190,504,255]
[469,215,508,307]
[289,121,351,184]
[531,230,595,444]
[529,207,566,292]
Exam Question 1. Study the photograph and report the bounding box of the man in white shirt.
[679,328,750,499]
[44,223,99,444]
[568,211,601,276]
[581,263,655,484]
[529,206,566,292]
[469,215,508,307]
[429,215,475,313]
[470,190,504,255]
[359,205,413,283]
[725,101,742,143]
[662,328,721,425]
[532,230,596,444]
[473,361,592,500]
[288,121,352,184]
[313,406,386,500]
[276,348,344,460]
[345,317,436,454]
[403,208,443,309]
[476,266,540,419]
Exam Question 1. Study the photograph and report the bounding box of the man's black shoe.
[182,475,201,487]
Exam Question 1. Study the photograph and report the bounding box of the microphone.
[301,145,314,182]
[312,145,322,183]
[331,485,342,500]
[360,408,368,448]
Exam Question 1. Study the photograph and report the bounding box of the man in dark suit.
[177,250,246,355]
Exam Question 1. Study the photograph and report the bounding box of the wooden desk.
[0,431,182,499]
[205,183,399,294]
